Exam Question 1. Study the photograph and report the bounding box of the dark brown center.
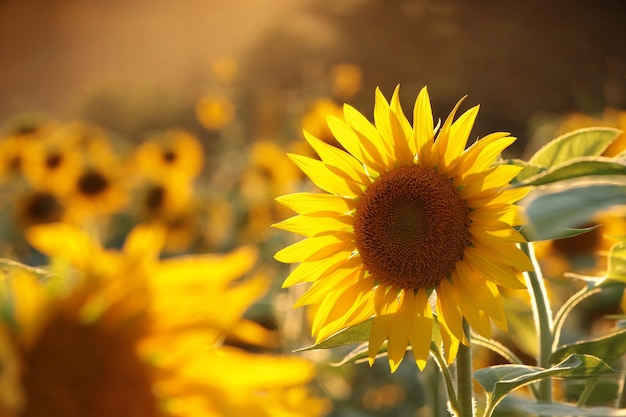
[353,165,471,290]
[20,308,158,417]
[77,170,109,196]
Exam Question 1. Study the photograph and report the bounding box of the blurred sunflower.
[330,63,363,101]
[0,223,328,417]
[21,127,84,196]
[133,179,200,253]
[63,163,128,222]
[15,191,66,229]
[300,99,344,151]
[274,86,532,372]
[196,94,236,131]
[0,135,40,186]
[133,130,204,183]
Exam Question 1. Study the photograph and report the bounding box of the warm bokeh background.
[1,0,625,148]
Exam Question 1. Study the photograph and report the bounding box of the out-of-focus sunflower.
[134,179,200,253]
[0,223,328,417]
[274,86,532,372]
[21,127,84,196]
[196,94,235,131]
[133,130,204,183]
[239,140,303,243]
[330,63,363,101]
[14,191,66,229]
[300,99,344,151]
[63,163,128,222]
[0,135,41,186]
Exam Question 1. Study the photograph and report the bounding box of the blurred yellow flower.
[133,129,204,182]
[15,190,66,229]
[274,86,532,372]
[21,126,84,196]
[300,99,344,151]
[0,223,328,417]
[330,63,363,100]
[196,94,235,131]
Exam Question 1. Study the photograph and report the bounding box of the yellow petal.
[413,87,435,164]
[274,234,354,263]
[436,279,467,344]
[294,263,360,308]
[452,262,506,328]
[431,96,466,168]
[446,104,479,166]
[272,214,353,237]
[460,165,523,198]
[276,192,356,215]
[373,87,395,156]
[388,85,414,166]
[288,153,362,198]
[406,288,433,370]
[458,133,516,176]
[303,131,371,187]
[282,248,354,287]
[336,108,389,173]
[463,247,527,289]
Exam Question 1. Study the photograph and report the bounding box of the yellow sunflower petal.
[303,131,371,187]
[406,288,433,370]
[447,104,480,166]
[294,264,360,308]
[282,248,355,287]
[288,153,362,197]
[458,133,516,176]
[275,192,356,215]
[272,214,353,237]
[274,234,354,263]
[335,108,389,173]
[368,287,398,366]
[431,95,466,168]
[388,85,414,166]
[373,87,396,156]
[460,165,523,198]
[413,87,435,164]
[452,261,506,327]
[436,279,467,344]
[436,304,461,365]
[463,247,527,289]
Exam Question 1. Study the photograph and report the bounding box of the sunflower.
[0,223,328,417]
[132,129,204,183]
[274,86,532,372]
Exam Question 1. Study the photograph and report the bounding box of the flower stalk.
[521,241,553,402]
[456,320,474,417]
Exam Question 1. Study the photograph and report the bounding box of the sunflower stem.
[430,342,461,416]
[520,242,554,403]
[456,320,474,417]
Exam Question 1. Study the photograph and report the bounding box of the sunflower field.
[1,1,626,417]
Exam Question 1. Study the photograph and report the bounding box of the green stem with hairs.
[520,242,554,403]
[456,320,474,417]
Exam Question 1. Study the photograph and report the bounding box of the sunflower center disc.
[354,165,471,290]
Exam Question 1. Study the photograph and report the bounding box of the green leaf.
[517,157,626,187]
[475,354,616,415]
[521,402,626,416]
[528,127,622,169]
[551,328,626,366]
[520,179,626,241]
[607,241,626,282]
[503,158,545,184]
[294,319,371,352]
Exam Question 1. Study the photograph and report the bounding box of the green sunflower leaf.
[475,354,616,416]
[520,179,626,241]
[521,402,626,417]
[550,328,626,366]
[516,157,626,187]
[294,319,372,352]
[527,127,622,170]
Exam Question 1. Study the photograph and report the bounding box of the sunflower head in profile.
[274,86,532,372]
[0,223,328,417]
